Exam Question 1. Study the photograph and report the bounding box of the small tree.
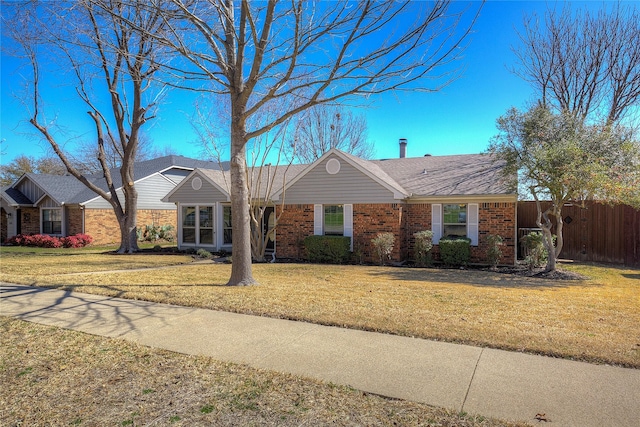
[485,234,503,270]
[414,230,434,267]
[371,232,395,266]
[488,105,640,272]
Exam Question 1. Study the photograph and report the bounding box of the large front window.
[42,209,62,235]
[324,205,344,235]
[182,205,215,246]
[443,204,467,238]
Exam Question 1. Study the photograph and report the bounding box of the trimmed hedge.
[439,237,471,267]
[303,235,351,264]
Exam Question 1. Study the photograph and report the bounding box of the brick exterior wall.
[274,201,516,265]
[476,202,516,265]
[83,208,177,245]
[20,207,40,235]
[66,206,84,236]
[353,204,405,263]
[275,204,314,260]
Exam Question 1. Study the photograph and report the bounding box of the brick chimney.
[399,138,407,158]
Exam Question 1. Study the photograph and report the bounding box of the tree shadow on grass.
[366,266,598,290]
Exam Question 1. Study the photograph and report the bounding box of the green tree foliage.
[488,105,640,271]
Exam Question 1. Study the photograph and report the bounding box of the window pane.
[443,224,467,238]
[223,207,232,228]
[324,205,344,235]
[443,204,466,224]
[224,229,233,245]
[182,206,196,227]
[200,229,214,244]
[199,206,213,228]
[42,209,62,235]
[183,228,196,244]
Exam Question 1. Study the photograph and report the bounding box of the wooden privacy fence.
[517,201,640,267]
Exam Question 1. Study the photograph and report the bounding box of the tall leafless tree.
[146,0,481,285]
[290,105,374,164]
[3,0,174,253]
[514,2,640,126]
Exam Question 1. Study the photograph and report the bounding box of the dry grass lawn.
[1,317,527,426]
[1,246,638,368]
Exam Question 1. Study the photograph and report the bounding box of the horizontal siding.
[163,169,192,184]
[284,156,397,204]
[85,174,178,210]
[167,174,229,204]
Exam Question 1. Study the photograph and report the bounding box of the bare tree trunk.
[534,194,557,272]
[227,121,257,286]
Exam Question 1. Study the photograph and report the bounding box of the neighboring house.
[0,156,227,245]
[164,142,518,265]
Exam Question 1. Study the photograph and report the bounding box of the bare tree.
[147,0,481,285]
[3,0,173,253]
[290,105,374,164]
[0,155,67,187]
[514,2,640,126]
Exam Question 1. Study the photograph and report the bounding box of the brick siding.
[275,204,314,259]
[84,208,177,245]
[274,201,516,265]
[20,207,40,235]
[66,206,84,236]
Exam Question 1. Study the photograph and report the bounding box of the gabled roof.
[174,149,514,203]
[1,186,33,206]
[2,155,228,207]
[166,163,310,202]
[25,173,92,205]
[273,148,410,200]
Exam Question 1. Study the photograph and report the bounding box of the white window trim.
[178,203,217,248]
[313,203,353,250]
[432,203,478,246]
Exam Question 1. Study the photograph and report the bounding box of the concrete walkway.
[1,283,638,427]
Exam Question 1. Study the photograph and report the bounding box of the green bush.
[439,237,471,267]
[196,248,212,259]
[520,231,553,270]
[485,234,503,269]
[303,235,351,264]
[413,230,434,267]
[138,224,175,242]
[371,232,395,266]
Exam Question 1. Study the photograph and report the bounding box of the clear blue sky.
[0,1,624,165]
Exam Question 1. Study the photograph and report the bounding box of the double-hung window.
[432,203,479,246]
[443,204,467,238]
[323,205,344,236]
[42,209,62,235]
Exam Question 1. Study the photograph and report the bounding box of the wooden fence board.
[517,201,640,267]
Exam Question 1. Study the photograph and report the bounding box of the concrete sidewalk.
[1,284,638,427]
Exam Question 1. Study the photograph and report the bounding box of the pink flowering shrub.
[5,233,93,248]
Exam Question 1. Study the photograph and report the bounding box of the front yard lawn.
[1,246,638,368]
